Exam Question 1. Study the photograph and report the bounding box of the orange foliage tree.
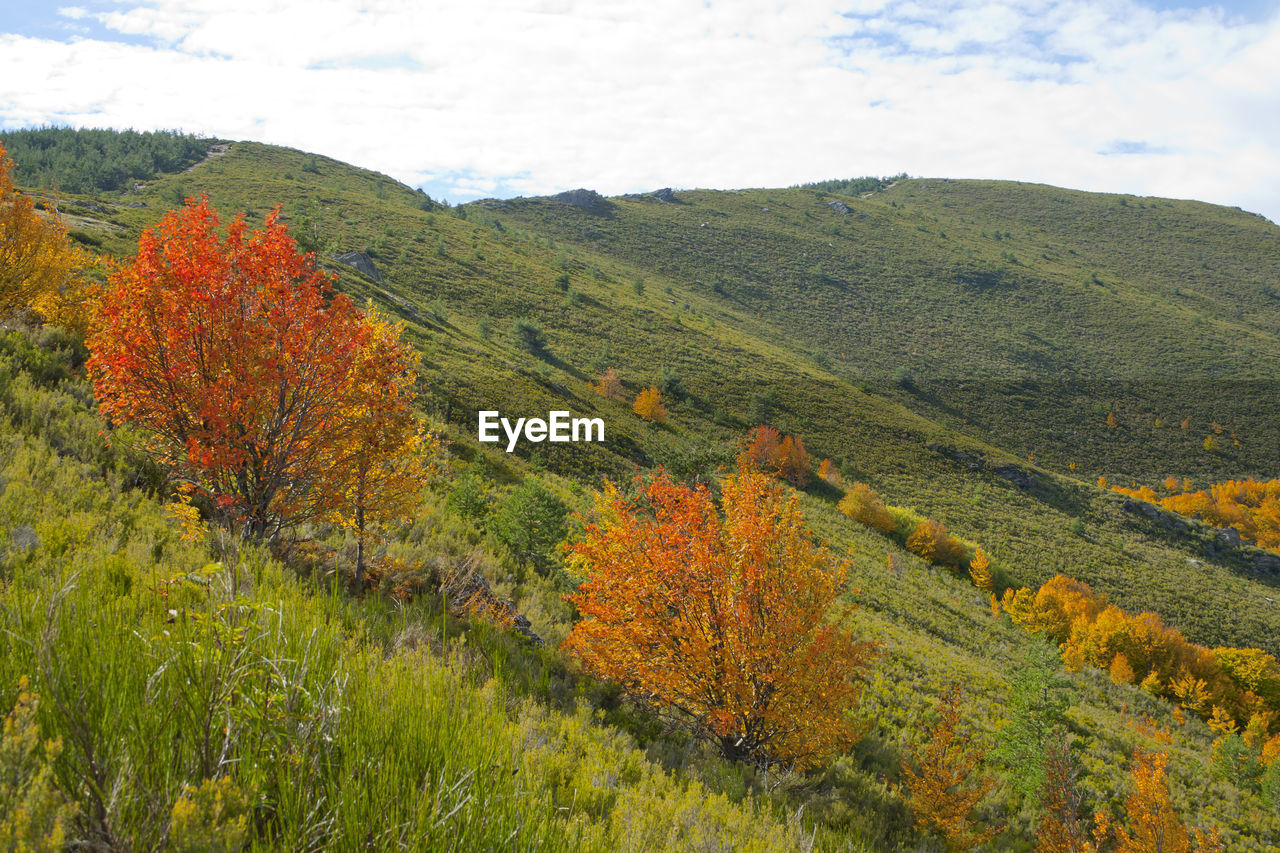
[818,458,843,488]
[632,386,666,422]
[905,519,967,571]
[1000,574,1280,734]
[899,683,1001,850]
[743,425,811,487]
[744,424,781,467]
[563,461,881,769]
[1097,748,1223,852]
[590,367,623,400]
[775,434,811,487]
[1036,732,1093,853]
[968,548,993,593]
[1114,477,1280,554]
[88,197,426,543]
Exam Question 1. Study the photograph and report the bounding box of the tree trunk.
[354,505,365,589]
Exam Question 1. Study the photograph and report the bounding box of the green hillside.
[3,128,1279,850]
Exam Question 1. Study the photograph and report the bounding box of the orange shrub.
[905,519,966,571]
[632,386,666,422]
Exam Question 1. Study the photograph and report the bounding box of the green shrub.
[510,317,546,353]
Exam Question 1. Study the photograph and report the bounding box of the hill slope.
[5,128,1279,849]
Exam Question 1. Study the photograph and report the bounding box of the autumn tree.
[743,424,781,469]
[1101,748,1224,852]
[906,519,966,570]
[775,434,811,488]
[899,683,1001,850]
[1111,653,1136,685]
[88,196,418,542]
[818,458,843,488]
[969,548,993,592]
[742,426,810,487]
[0,142,88,327]
[632,386,666,422]
[327,305,440,585]
[563,461,880,769]
[590,367,623,400]
[1036,731,1093,853]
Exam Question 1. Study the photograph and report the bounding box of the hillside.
[3,128,1279,850]
[60,136,1277,655]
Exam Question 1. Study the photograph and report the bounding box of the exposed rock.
[993,464,1032,491]
[550,188,605,210]
[332,250,382,282]
[1122,498,1190,533]
[652,187,678,203]
[1217,526,1244,549]
[1253,552,1280,577]
[827,200,851,214]
[387,293,423,323]
[927,443,985,472]
[513,614,543,646]
[439,555,543,646]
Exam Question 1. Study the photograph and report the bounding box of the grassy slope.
[0,332,813,851]
[14,137,1280,847]
[52,137,1280,662]
[490,180,1280,484]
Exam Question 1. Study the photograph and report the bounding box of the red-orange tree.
[88,197,413,542]
[743,425,811,487]
[563,461,880,769]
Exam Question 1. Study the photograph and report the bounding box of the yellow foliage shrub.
[837,483,898,534]
[169,776,250,853]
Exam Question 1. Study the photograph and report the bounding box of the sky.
[1,0,1278,221]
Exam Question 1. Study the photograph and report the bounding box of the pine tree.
[992,639,1071,803]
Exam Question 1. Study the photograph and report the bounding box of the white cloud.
[0,0,1277,220]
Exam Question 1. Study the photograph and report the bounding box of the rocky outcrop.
[652,187,678,203]
[550,188,605,211]
[332,250,383,282]
[928,443,985,472]
[827,200,851,214]
[386,293,423,323]
[992,464,1032,491]
[1122,498,1192,533]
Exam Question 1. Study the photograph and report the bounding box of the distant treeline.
[794,173,908,195]
[0,126,213,194]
